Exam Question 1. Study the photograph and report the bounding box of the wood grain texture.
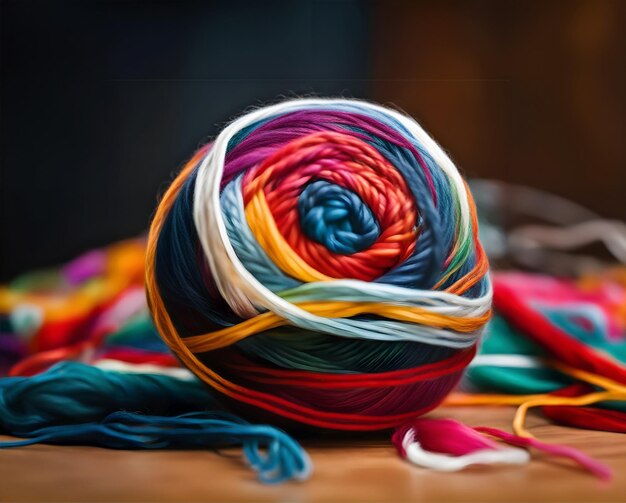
[1,406,625,503]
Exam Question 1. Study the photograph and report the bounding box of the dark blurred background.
[1,0,624,280]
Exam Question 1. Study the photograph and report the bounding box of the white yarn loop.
[192,99,491,346]
[401,428,530,472]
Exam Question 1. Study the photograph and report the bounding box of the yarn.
[0,249,313,483]
[7,286,172,377]
[447,269,626,467]
[393,418,529,472]
[146,98,491,430]
[0,239,146,353]
[393,417,611,479]
[0,361,213,429]
[0,361,311,484]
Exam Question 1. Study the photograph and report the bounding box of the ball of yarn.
[146,98,491,430]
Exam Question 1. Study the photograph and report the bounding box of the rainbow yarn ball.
[146,99,491,430]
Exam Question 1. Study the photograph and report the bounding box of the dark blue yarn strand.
[156,168,242,336]
[0,362,310,484]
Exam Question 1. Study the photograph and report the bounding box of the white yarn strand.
[192,99,490,347]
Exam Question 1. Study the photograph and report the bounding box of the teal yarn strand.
[0,361,213,429]
[467,315,576,394]
[236,327,455,373]
[0,362,310,483]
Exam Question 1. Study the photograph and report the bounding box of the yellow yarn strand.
[512,391,623,438]
[445,362,626,438]
[184,301,490,353]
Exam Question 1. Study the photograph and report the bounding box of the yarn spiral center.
[243,131,419,281]
[298,180,380,254]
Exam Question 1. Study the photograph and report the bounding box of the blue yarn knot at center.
[298,180,380,254]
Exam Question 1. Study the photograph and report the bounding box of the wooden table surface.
[1,406,625,503]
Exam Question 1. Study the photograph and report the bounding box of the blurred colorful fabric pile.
[454,180,626,437]
[0,239,311,483]
[0,239,175,376]
[0,180,624,481]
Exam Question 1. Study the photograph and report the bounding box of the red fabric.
[543,405,626,433]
